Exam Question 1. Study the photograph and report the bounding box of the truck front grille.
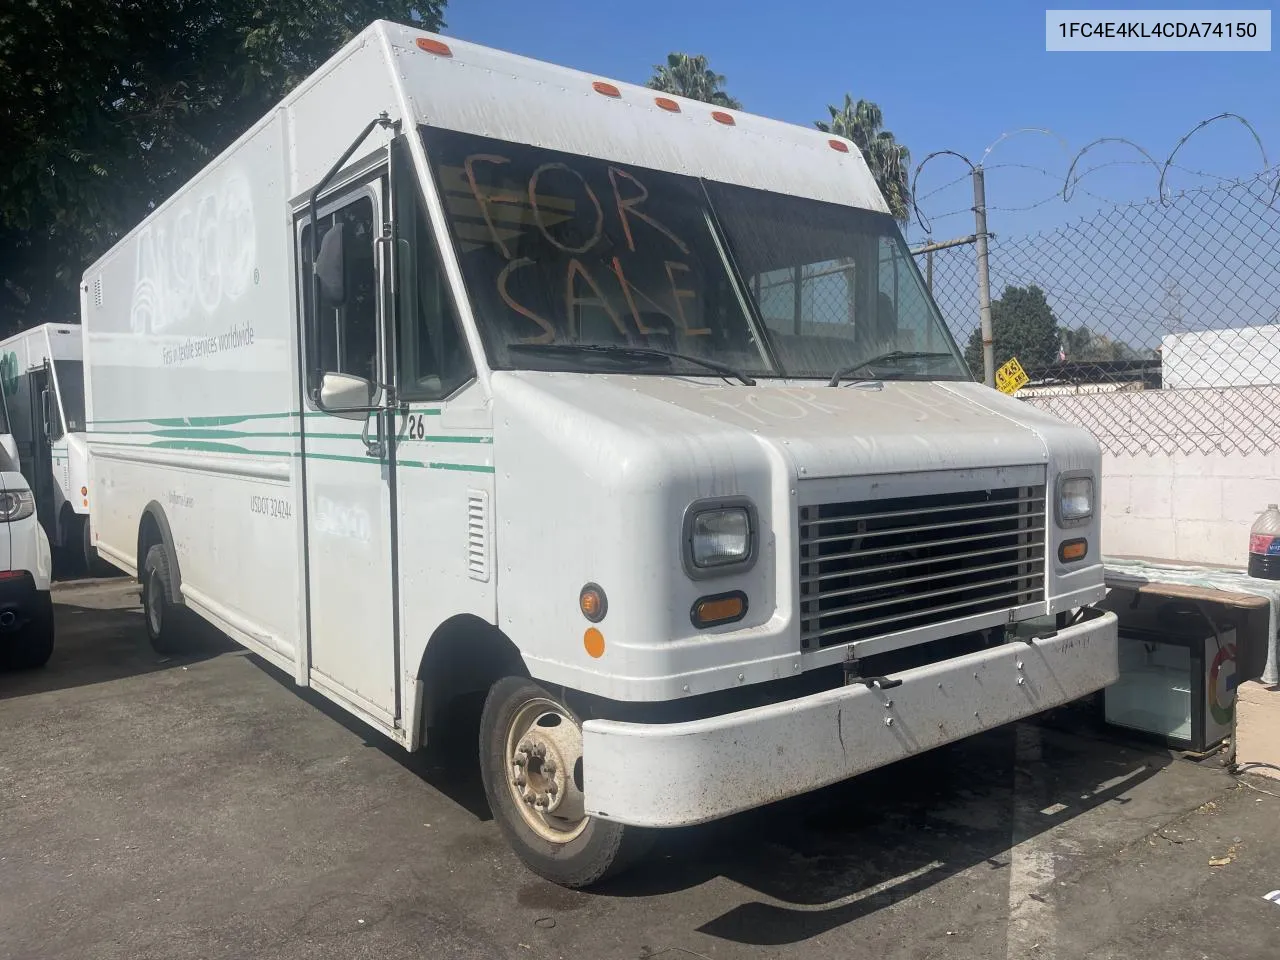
[799,485,1047,648]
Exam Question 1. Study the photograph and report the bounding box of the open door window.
[299,193,381,414]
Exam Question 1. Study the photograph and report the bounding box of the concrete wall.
[1023,387,1280,567]
[1102,450,1278,566]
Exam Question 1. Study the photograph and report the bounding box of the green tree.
[816,95,911,221]
[0,1,446,331]
[646,53,742,109]
[965,284,1060,374]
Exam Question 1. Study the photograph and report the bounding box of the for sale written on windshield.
[1046,10,1271,50]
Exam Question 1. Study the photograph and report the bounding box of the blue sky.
[443,1,1278,241]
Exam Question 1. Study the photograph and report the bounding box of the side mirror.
[40,388,55,438]
[318,372,372,420]
[314,222,347,307]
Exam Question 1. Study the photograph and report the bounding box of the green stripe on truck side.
[92,438,494,472]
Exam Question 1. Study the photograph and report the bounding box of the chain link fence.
[918,168,1280,456]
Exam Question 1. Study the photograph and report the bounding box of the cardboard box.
[1237,681,1280,781]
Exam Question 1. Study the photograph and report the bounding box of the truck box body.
[81,21,1117,879]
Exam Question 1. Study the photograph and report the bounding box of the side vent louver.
[467,489,490,582]
[93,278,103,307]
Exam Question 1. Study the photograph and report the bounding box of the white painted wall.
[1100,449,1276,565]
[1023,387,1280,567]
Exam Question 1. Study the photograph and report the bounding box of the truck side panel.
[84,111,302,667]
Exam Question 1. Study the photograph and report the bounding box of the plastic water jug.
[1248,503,1280,579]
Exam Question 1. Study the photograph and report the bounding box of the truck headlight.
[0,489,35,523]
[683,498,758,578]
[1057,474,1094,526]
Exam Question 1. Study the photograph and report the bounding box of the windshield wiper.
[508,343,756,386]
[828,351,955,387]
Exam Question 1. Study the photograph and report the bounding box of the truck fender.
[411,614,527,750]
[136,501,183,603]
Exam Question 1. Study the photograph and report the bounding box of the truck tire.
[2,592,54,670]
[479,676,647,888]
[141,544,187,655]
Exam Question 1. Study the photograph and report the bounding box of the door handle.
[361,408,385,459]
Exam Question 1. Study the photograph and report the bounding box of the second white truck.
[81,22,1119,886]
[0,323,94,571]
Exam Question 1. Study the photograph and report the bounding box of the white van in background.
[0,323,96,572]
[80,22,1118,886]
[0,386,54,669]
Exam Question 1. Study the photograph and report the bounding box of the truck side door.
[295,171,400,724]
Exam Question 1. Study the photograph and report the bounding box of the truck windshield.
[53,360,85,432]
[423,127,967,382]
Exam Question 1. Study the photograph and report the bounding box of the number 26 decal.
[402,411,428,440]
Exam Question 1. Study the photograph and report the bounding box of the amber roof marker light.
[592,81,622,98]
[654,97,681,112]
[711,111,736,126]
[414,37,453,57]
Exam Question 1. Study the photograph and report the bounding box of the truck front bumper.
[582,608,1119,828]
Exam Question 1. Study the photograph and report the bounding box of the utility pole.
[972,165,995,387]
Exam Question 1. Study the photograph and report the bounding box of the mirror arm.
[307,110,400,409]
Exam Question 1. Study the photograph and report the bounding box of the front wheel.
[479,676,646,888]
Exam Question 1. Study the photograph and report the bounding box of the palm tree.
[646,53,742,110]
[816,95,911,222]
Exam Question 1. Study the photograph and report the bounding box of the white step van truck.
[0,323,96,571]
[81,22,1118,886]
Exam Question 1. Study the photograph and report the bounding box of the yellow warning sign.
[995,357,1029,395]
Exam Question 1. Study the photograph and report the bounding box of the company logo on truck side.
[314,495,371,543]
[130,168,256,335]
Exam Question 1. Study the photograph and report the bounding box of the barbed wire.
[909,113,1276,229]
[1158,112,1269,200]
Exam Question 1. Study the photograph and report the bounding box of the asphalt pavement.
[2,579,1277,960]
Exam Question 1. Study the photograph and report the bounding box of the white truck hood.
[491,372,1065,479]
[618,376,1049,477]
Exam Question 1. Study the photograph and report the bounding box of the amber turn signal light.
[1059,538,1088,563]
[579,583,607,623]
[691,591,748,628]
